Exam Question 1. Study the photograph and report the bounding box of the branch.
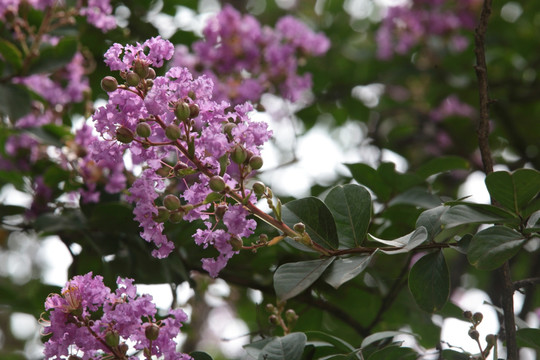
[514,277,540,290]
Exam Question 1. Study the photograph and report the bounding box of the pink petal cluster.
[171,5,330,104]
[43,272,191,359]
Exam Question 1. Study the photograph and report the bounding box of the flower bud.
[136,122,152,138]
[285,309,298,324]
[223,122,237,136]
[269,315,279,325]
[249,155,263,170]
[485,334,496,345]
[118,343,129,354]
[231,145,248,164]
[215,204,227,219]
[229,236,243,251]
[165,124,181,140]
[145,323,160,341]
[163,194,181,210]
[133,60,149,78]
[152,206,169,223]
[146,68,156,79]
[265,304,275,313]
[259,234,269,243]
[188,90,196,100]
[463,311,472,319]
[189,103,200,118]
[126,71,140,87]
[252,182,265,195]
[145,79,154,88]
[473,312,483,324]
[468,328,479,340]
[105,330,120,347]
[169,210,184,224]
[175,102,190,122]
[293,223,305,234]
[101,76,118,92]
[115,127,134,144]
[209,176,226,192]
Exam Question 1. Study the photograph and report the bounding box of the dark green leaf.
[305,331,358,355]
[467,226,525,270]
[28,36,77,74]
[244,337,275,359]
[0,39,23,70]
[441,349,471,360]
[274,257,335,300]
[324,252,377,289]
[0,84,32,120]
[415,156,469,179]
[282,197,339,249]
[485,169,540,214]
[441,203,518,227]
[516,328,540,349]
[203,192,223,204]
[345,163,391,202]
[0,205,27,218]
[189,351,214,360]
[258,332,307,360]
[389,187,441,209]
[416,206,448,240]
[368,227,428,254]
[409,251,449,312]
[367,345,417,360]
[324,184,371,248]
[361,331,416,348]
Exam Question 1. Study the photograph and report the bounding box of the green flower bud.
[473,312,483,324]
[165,124,181,140]
[293,223,305,234]
[133,60,149,78]
[468,328,479,340]
[152,206,169,223]
[116,126,134,144]
[163,194,181,210]
[252,181,265,195]
[223,122,237,136]
[189,103,200,118]
[145,323,160,341]
[209,176,226,192]
[175,102,190,122]
[259,234,269,243]
[101,76,118,92]
[136,122,152,138]
[188,90,196,100]
[249,155,263,170]
[285,309,298,324]
[485,334,496,345]
[105,330,120,347]
[269,315,279,325]
[126,71,140,87]
[215,204,228,219]
[265,304,275,313]
[146,68,156,79]
[231,145,248,164]
[169,210,184,224]
[229,236,243,251]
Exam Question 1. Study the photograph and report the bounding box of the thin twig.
[513,277,540,290]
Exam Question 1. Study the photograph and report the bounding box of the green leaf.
[0,205,27,219]
[441,203,518,227]
[28,36,77,74]
[389,187,441,209]
[0,39,23,70]
[305,331,358,355]
[324,251,377,289]
[415,156,469,179]
[324,184,371,248]
[244,338,275,359]
[467,226,525,270]
[189,351,214,360]
[368,227,428,254]
[361,330,416,348]
[274,257,335,300]
[345,163,391,202]
[485,169,540,214]
[416,206,449,240]
[203,192,223,204]
[0,84,32,120]
[516,328,540,349]
[282,197,339,249]
[258,332,307,360]
[367,345,417,360]
[408,251,449,312]
[441,349,471,360]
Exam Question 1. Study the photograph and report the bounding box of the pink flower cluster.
[92,36,272,276]
[43,272,191,360]
[172,5,330,104]
[376,0,480,59]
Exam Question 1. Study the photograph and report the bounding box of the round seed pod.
[101,76,118,92]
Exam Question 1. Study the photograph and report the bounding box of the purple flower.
[223,204,256,238]
[80,0,116,32]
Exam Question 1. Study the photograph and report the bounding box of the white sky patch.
[137,283,173,310]
[37,236,72,286]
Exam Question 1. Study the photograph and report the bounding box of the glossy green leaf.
[441,203,518,227]
[367,345,417,360]
[203,192,223,204]
[389,187,441,209]
[0,84,32,120]
[305,331,358,355]
[282,197,339,249]
[368,226,428,254]
[467,226,525,270]
[28,36,77,74]
[415,156,469,179]
[361,330,416,348]
[516,328,540,349]
[485,169,540,214]
[345,163,392,202]
[416,206,448,240]
[258,332,307,360]
[0,39,23,70]
[274,257,335,300]
[244,337,275,359]
[324,252,377,289]
[408,251,449,312]
[324,184,371,248]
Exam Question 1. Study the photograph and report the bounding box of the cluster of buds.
[265,302,299,335]
[463,310,496,359]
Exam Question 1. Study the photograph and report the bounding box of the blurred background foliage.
[1,0,540,359]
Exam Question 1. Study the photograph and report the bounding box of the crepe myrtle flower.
[92,37,272,276]
[41,272,191,360]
